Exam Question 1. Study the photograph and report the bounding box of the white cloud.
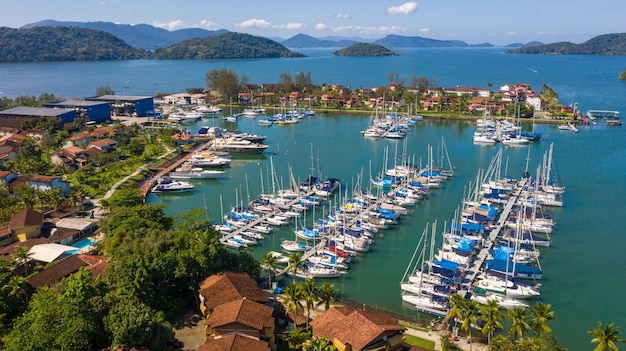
[236,18,272,29]
[332,13,351,19]
[419,28,430,33]
[387,2,418,15]
[506,31,517,36]
[284,22,304,30]
[196,19,218,28]
[315,23,329,30]
[153,20,186,31]
[327,25,406,36]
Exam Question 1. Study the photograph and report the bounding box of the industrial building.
[0,107,77,128]
[85,95,154,117]
[43,100,111,123]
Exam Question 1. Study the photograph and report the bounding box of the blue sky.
[3,0,624,45]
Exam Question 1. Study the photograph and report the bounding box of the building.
[205,298,275,344]
[310,307,407,351]
[0,209,43,246]
[86,95,154,117]
[198,271,269,316]
[199,333,270,351]
[0,107,77,128]
[43,100,111,123]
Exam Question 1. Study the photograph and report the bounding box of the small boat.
[170,162,224,179]
[268,251,289,264]
[470,293,529,309]
[280,239,311,252]
[151,176,194,193]
[220,237,246,249]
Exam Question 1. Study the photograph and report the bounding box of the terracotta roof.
[26,175,59,184]
[63,146,85,155]
[0,237,48,258]
[88,138,117,148]
[9,208,43,230]
[26,255,87,289]
[310,307,406,351]
[206,298,274,331]
[199,271,268,311]
[79,254,110,278]
[199,333,270,351]
[0,226,12,239]
[90,126,115,137]
[84,147,105,156]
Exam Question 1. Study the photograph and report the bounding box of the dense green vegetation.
[153,32,305,59]
[281,33,355,48]
[22,19,227,50]
[373,34,471,48]
[332,42,399,57]
[0,26,146,62]
[508,33,626,55]
[620,68,626,80]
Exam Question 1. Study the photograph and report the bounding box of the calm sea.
[1,48,625,349]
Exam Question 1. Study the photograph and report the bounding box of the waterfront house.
[198,271,269,316]
[310,307,407,351]
[205,298,275,345]
[199,333,270,351]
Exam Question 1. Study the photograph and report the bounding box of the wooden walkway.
[139,140,215,197]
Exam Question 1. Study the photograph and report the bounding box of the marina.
[2,47,625,349]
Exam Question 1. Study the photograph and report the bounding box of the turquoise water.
[66,237,96,255]
[2,48,625,348]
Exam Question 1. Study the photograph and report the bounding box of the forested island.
[507,33,626,55]
[332,42,399,57]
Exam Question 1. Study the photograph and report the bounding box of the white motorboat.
[470,293,529,309]
[190,152,232,168]
[170,162,224,179]
[474,273,540,299]
[151,177,194,193]
[280,239,310,252]
[213,138,269,154]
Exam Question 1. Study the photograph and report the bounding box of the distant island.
[332,43,399,57]
[372,34,476,48]
[507,33,626,55]
[0,27,303,62]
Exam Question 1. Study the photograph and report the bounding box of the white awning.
[28,243,76,263]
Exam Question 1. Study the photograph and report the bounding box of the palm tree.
[300,278,319,329]
[2,275,29,314]
[316,282,339,310]
[260,252,278,289]
[507,306,530,340]
[282,283,304,325]
[589,322,625,351]
[530,302,556,336]
[288,251,304,284]
[303,337,336,351]
[447,293,466,331]
[459,300,480,351]
[479,299,504,348]
[13,246,33,276]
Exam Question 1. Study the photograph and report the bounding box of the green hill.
[332,43,399,57]
[508,33,626,55]
[22,20,227,50]
[0,26,146,62]
[152,32,305,59]
[282,33,355,48]
[373,34,469,48]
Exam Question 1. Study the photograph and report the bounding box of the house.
[89,126,116,139]
[199,333,270,351]
[198,271,269,316]
[50,217,98,245]
[205,298,275,345]
[310,307,407,351]
[87,138,117,152]
[4,209,43,244]
[0,133,24,163]
[0,171,18,184]
[13,175,71,195]
[51,146,89,170]
[26,255,87,289]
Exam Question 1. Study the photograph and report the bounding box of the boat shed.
[43,100,111,123]
[86,95,154,117]
[0,107,77,128]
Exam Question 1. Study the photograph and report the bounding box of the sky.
[3,0,625,45]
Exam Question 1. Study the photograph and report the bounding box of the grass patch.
[404,334,436,350]
[399,321,430,332]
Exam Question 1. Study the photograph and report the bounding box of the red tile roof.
[206,298,274,331]
[26,255,87,289]
[199,333,270,351]
[198,271,268,311]
[9,208,43,230]
[310,307,406,351]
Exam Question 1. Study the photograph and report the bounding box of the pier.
[458,178,526,296]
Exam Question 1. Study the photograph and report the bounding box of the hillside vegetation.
[332,43,399,57]
[0,26,146,62]
[152,32,305,59]
[508,33,626,55]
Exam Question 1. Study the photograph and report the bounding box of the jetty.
[139,140,215,197]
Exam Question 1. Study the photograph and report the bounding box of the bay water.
[1,48,625,348]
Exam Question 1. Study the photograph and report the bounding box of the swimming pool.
[66,237,97,255]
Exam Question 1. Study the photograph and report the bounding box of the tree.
[530,302,556,336]
[300,278,319,329]
[288,251,304,284]
[283,326,311,350]
[279,71,294,93]
[459,300,480,350]
[316,282,339,310]
[447,293,466,330]
[589,322,625,351]
[2,275,30,315]
[260,251,278,289]
[479,299,504,347]
[12,246,33,276]
[96,84,115,96]
[303,337,337,351]
[205,68,239,103]
[295,71,313,93]
[282,283,304,325]
[507,306,530,340]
